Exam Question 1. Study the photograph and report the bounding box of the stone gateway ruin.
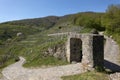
[66,33,104,68]
[48,32,104,69]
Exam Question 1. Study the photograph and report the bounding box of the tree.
[84,18,105,31]
[102,4,120,34]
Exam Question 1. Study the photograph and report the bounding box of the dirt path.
[1,57,86,80]
[104,35,120,72]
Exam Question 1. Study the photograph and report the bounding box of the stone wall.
[82,34,94,67]
[44,44,66,60]
[46,32,104,68]
[66,33,104,68]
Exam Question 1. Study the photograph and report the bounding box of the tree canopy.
[102,4,120,34]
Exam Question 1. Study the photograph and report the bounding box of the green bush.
[14,56,20,62]
[95,66,105,72]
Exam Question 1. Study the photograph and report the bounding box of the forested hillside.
[102,4,120,45]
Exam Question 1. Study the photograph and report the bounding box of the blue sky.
[0,0,120,23]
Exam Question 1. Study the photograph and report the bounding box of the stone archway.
[70,38,82,62]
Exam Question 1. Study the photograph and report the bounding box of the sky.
[0,0,120,23]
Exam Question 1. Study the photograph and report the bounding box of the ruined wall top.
[48,32,103,38]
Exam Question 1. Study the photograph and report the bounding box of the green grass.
[4,33,68,68]
[24,56,68,68]
[62,71,109,80]
[22,36,68,67]
[80,28,92,33]
[0,58,15,68]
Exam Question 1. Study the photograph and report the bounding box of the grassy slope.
[0,16,60,68]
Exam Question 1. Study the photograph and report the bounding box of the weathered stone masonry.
[66,33,104,68]
[47,32,104,68]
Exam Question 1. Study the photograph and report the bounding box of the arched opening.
[70,38,82,62]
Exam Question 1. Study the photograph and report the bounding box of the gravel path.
[104,36,120,63]
[1,57,87,80]
[104,36,120,72]
[109,72,120,80]
[101,34,120,80]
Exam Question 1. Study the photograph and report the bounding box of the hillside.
[0,5,120,68]
[0,4,120,80]
[0,12,105,68]
[0,16,59,39]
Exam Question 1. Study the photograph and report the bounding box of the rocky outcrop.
[44,44,66,60]
[109,73,120,80]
